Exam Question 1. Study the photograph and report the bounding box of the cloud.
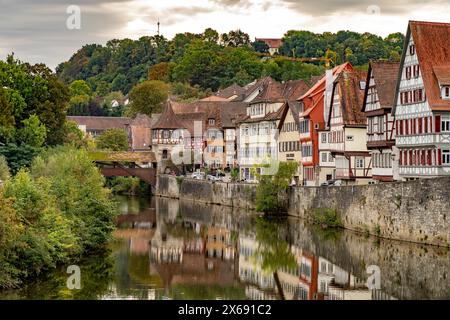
[281,0,450,16]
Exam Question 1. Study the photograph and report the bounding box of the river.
[1,195,449,300]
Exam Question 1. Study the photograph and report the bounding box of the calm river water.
[1,195,449,300]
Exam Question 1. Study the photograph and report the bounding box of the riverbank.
[155,175,450,247]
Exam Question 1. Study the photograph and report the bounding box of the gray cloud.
[0,0,213,69]
[213,0,450,15]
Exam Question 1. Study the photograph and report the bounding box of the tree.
[127,80,169,117]
[69,80,92,97]
[255,162,298,213]
[148,62,175,82]
[172,40,221,90]
[95,128,129,151]
[62,120,87,148]
[0,155,10,182]
[252,40,270,53]
[202,28,219,43]
[221,30,251,47]
[0,88,16,143]
[16,115,47,148]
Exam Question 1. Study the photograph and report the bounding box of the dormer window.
[208,118,215,126]
[443,86,450,100]
[359,81,366,90]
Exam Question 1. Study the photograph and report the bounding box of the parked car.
[321,180,342,187]
[207,174,221,182]
[191,172,205,180]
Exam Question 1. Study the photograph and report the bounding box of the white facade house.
[362,61,401,182]
[324,70,374,185]
[393,21,450,180]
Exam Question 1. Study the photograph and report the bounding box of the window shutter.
[438,149,442,166]
[435,115,441,133]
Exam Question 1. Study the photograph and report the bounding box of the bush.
[312,208,343,229]
[255,162,298,214]
[0,147,117,288]
[0,155,10,181]
[95,128,129,151]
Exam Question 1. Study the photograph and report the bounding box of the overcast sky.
[1,0,450,69]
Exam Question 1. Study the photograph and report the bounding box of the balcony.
[395,133,450,147]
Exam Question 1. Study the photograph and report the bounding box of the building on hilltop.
[255,38,283,55]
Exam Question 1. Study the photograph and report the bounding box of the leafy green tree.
[69,80,93,97]
[148,62,175,82]
[62,120,87,148]
[0,155,10,181]
[0,143,41,174]
[252,40,270,53]
[202,28,219,43]
[0,88,16,143]
[95,128,129,151]
[16,115,47,148]
[221,30,251,47]
[255,162,298,213]
[127,80,169,117]
[172,40,221,90]
[0,189,23,288]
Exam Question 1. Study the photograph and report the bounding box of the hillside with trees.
[56,28,404,102]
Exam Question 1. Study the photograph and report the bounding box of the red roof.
[255,38,283,49]
[362,60,400,111]
[331,70,368,126]
[406,20,450,111]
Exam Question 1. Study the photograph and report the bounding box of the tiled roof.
[67,116,131,131]
[433,65,450,86]
[216,84,245,99]
[251,78,310,104]
[255,38,283,49]
[407,21,450,111]
[153,100,247,133]
[299,62,353,101]
[333,70,368,126]
[363,60,400,111]
[200,96,230,102]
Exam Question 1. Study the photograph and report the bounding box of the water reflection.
[1,195,450,300]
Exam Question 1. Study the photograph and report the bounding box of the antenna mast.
[157,19,160,36]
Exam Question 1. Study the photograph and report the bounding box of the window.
[441,117,450,132]
[299,119,310,134]
[162,149,168,160]
[163,130,170,139]
[442,150,450,165]
[406,66,412,80]
[208,118,215,126]
[413,65,420,78]
[378,116,384,133]
[302,144,312,157]
[355,157,364,169]
[321,152,328,163]
[346,135,354,141]
[359,81,366,90]
[329,153,334,163]
[409,45,415,55]
[443,86,450,100]
[321,133,327,143]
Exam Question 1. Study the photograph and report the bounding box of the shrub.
[255,162,298,214]
[312,208,343,229]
